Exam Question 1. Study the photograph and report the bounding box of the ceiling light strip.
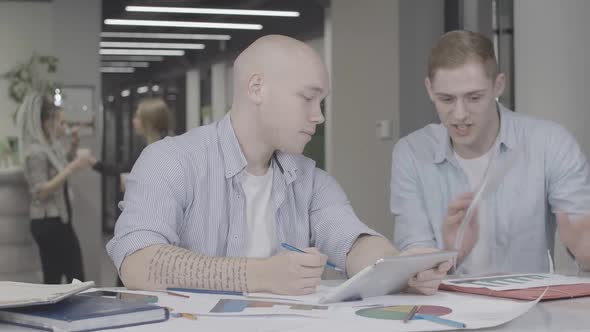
[125,6,299,17]
[104,19,262,30]
[101,32,231,40]
[100,55,164,61]
[101,67,135,73]
[100,41,205,49]
[99,49,185,56]
[101,61,150,68]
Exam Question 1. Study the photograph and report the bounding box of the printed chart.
[210,299,328,313]
[356,305,452,320]
[444,274,556,291]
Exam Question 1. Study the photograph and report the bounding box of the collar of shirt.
[217,113,299,184]
[433,102,520,165]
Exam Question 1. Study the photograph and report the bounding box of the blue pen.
[167,288,243,296]
[166,288,305,302]
[280,243,343,272]
[414,313,466,329]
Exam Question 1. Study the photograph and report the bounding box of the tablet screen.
[319,250,457,304]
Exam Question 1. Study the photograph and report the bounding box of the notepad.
[0,281,95,309]
[0,294,169,332]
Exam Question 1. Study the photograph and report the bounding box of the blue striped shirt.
[107,113,379,273]
[390,104,590,273]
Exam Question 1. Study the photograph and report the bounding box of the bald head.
[230,34,328,156]
[232,35,328,107]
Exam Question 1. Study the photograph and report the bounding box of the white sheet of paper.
[271,291,544,332]
[0,281,95,308]
[443,273,590,291]
[108,285,543,332]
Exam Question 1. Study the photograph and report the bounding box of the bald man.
[107,35,450,296]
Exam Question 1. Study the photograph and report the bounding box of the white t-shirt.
[241,167,277,258]
[454,148,494,275]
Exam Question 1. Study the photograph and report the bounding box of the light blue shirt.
[107,113,379,273]
[390,104,590,273]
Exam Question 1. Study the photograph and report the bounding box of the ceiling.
[101,0,327,89]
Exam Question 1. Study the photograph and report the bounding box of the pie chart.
[356,305,452,320]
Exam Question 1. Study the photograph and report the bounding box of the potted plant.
[1,53,59,121]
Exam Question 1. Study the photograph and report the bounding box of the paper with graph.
[443,273,590,291]
[106,286,543,331]
[266,292,543,332]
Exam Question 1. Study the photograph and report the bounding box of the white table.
[2,296,589,332]
[483,296,590,331]
[3,275,590,332]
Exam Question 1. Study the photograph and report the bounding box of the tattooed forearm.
[141,245,248,291]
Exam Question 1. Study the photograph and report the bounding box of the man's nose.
[452,99,469,121]
[311,105,325,124]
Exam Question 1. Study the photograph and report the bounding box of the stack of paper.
[119,286,544,332]
[0,280,95,308]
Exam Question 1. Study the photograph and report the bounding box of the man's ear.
[425,77,435,102]
[247,74,263,105]
[493,73,505,98]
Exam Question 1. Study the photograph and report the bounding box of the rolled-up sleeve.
[390,139,437,251]
[309,168,381,271]
[546,124,590,214]
[106,142,188,271]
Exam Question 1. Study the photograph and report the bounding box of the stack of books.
[0,281,168,331]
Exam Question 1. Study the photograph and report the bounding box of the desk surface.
[2,294,589,332]
[486,296,590,331]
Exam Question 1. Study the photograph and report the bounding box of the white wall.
[225,65,234,106]
[330,0,399,238]
[514,0,590,272]
[0,2,53,138]
[514,0,590,159]
[186,69,201,130]
[211,62,228,121]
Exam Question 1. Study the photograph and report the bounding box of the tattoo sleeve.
[145,245,249,291]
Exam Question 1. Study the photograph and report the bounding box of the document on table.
[109,285,545,331]
[443,273,590,291]
[0,280,95,308]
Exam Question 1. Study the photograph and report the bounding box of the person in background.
[91,97,170,191]
[90,97,170,287]
[18,93,95,284]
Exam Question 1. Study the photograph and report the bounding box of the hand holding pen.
[280,243,343,272]
[235,244,332,296]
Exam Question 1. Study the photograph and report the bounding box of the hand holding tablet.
[319,250,457,303]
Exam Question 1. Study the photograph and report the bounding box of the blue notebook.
[0,294,169,331]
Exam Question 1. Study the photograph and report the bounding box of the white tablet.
[319,250,457,304]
